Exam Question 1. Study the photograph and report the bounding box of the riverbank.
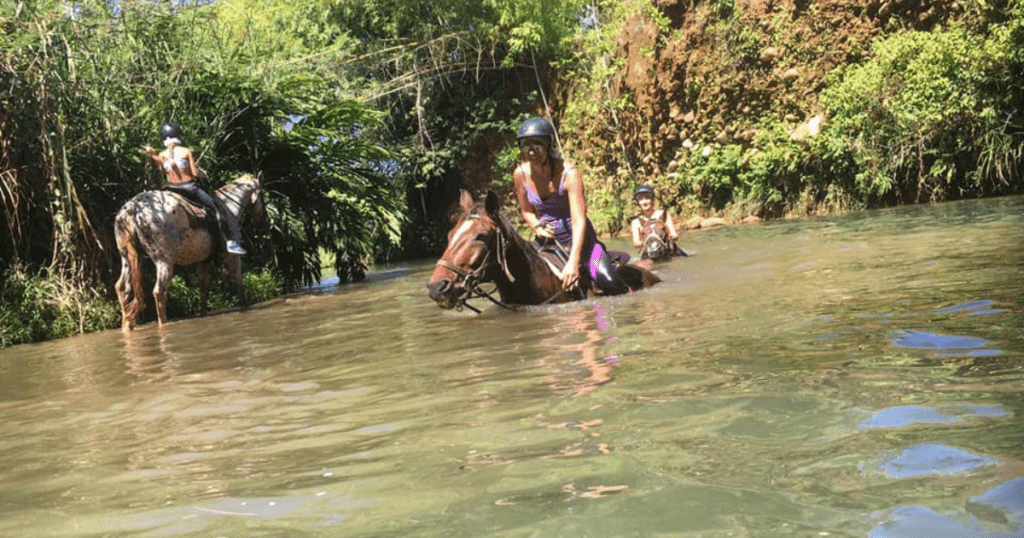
[0,268,281,349]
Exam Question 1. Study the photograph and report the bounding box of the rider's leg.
[208,197,243,245]
[588,243,629,295]
[183,184,246,255]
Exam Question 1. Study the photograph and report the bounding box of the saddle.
[532,239,584,300]
[161,186,226,255]
[534,238,569,275]
[532,238,631,299]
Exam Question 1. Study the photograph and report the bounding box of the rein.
[435,251,511,313]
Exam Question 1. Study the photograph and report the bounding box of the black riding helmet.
[516,117,555,147]
[159,122,183,142]
[634,184,655,200]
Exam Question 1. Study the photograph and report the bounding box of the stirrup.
[226,240,247,255]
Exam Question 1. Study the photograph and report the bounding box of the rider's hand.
[562,262,580,291]
[534,222,554,239]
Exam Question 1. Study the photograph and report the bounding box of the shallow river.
[1,197,1023,538]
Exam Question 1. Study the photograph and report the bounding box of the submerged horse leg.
[153,260,175,327]
[197,263,210,316]
[223,255,247,308]
[115,215,147,332]
[115,255,134,331]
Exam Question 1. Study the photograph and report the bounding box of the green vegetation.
[0,268,120,348]
[821,26,1024,203]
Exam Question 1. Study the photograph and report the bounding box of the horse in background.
[639,217,674,260]
[114,173,266,331]
[637,215,692,261]
[427,190,660,311]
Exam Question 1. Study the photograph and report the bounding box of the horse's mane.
[476,201,553,278]
[211,173,261,214]
[215,173,258,195]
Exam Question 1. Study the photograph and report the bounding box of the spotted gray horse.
[114,173,265,331]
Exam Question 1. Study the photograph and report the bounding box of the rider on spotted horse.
[143,122,246,256]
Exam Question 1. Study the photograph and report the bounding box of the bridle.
[253,174,267,223]
[642,220,670,258]
[434,215,513,312]
[434,214,568,313]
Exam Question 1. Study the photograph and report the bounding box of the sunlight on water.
[0,196,1022,537]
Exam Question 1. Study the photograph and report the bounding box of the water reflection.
[973,477,1024,522]
[872,503,1021,538]
[873,442,997,479]
[933,299,1005,316]
[537,302,621,398]
[892,330,989,350]
[858,404,1010,429]
[121,329,179,380]
[892,330,1001,358]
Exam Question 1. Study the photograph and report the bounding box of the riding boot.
[593,250,629,295]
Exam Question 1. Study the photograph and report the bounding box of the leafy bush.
[820,26,1024,202]
[161,268,283,323]
[0,265,282,348]
[0,269,120,348]
[670,20,1024,221]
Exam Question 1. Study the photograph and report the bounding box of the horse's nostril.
[427,279,452,300]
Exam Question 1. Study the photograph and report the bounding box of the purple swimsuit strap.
[523,162,574,208]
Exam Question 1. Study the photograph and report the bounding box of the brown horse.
[114,174,266,331]
[427,190,660,311]
[638,216,674,260]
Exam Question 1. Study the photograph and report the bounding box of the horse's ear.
[484,191,500,214]
[459,189,474,213]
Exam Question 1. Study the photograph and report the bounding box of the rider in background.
[630,184,686,257]
[512,117,628,295]
[143,122,246,255]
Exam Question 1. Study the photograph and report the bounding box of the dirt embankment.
[604,0,959,178]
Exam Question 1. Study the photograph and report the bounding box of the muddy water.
[1,197,1022,538]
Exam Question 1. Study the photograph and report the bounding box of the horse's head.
[641,219,672,260]
[236,173,267,224]
[427,190,503,309]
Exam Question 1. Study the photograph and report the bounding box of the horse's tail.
[115,210,146,324]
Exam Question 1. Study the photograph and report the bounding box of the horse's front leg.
[197,263,210,316]
[115,256,133,331]
[153,261,175,327]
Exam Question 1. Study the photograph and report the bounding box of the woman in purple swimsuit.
[512,117,628,295]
